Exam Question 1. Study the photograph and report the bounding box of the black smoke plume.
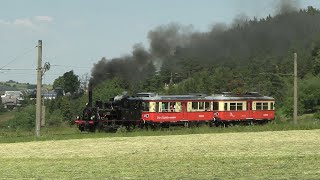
[275,0,300,14]
[90,2,320,87]
[90,44,154,87]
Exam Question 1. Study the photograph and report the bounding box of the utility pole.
[36,40,42,137]
[293,53,298,125]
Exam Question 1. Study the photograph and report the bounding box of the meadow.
[0,129,320,179]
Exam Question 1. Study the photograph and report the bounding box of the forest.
[89,6,320,116]
[1,5,320,130]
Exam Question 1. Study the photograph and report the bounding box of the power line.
[0,46,36,70]
[51,64,90,69]
[0,68,36,71]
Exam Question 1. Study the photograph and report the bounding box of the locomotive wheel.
[79,125,85,132]
[209,121,214,127]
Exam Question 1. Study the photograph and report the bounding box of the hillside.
[87,7,320,113]
[0,130,319,179]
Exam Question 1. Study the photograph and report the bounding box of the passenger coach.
[141,92,275,127]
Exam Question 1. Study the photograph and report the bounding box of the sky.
[1,0,320,85]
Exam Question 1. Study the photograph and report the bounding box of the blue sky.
[1,0,320,84]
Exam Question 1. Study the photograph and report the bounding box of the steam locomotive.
[75,88,275,132]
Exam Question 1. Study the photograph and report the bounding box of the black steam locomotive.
[75,87,145,132]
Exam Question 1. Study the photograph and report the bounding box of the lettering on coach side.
[157,116,177,120]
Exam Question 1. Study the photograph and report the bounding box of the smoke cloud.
[275,0,300,14]
[90,44,154,87]
[90,2,319,88]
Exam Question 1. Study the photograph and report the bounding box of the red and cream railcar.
[141,92,275,126]
[207,92,275,125]
[140,94,213,126]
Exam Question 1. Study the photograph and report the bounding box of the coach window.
[142,102,149,111]
[270,102,275,110]
[133,101,140,110]
[162,102,169,112]
[205,102,210,111]
[199,102,204,111]
[169,102,176,112]
[256,102,262,110]
[263,102,268,110]
[174,102,181,112]
[213,102,219,110]
[192,102,198,111]
[230,103,236,111]
[237,103,243,110]
[224,103,228,111]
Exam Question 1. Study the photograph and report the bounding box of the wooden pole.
[36,40,42,137]
[293,53,298,125]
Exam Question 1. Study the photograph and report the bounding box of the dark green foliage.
[314,112,320,120]
[46,109,63,127]
[0,84,18,91]
[298,75,320,113]
[282,75,320,117]
[60,97,73,124]
[46,96,80,125]
[6,105,36,130]
[53,70,80,94]
[0,100,6,114]
[92,78,126,101]
[312,48,320,75]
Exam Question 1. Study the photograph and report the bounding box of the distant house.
[1,91,24,109]
[30,88,64,100]
[43,91,57,100]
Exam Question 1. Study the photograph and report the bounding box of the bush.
[116,126,128,134]
[0,105,6,115]
[0,100,6,114]
[46,109,63,127]
[314,112,320,120]
[6,105,36,130]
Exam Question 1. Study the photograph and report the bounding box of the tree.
[312,48,320,75]
[93,78,126,101]
[53,70,80,94]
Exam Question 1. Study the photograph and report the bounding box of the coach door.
[247,101,253,119]
[181,102,188,120]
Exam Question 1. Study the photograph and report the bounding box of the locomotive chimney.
[88,83,93,108]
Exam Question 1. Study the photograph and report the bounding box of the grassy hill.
[0,81,53,96]
[0,129,319,179]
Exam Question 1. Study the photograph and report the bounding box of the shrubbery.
[314,112,320,120]
[0,104,6,114]
[6,105,36,130]
[46,109,63,127]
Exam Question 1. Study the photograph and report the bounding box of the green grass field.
[0,111,14,123]
[1,129,320,179]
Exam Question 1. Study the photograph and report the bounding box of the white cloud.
[13,18,36,28]
[35,16,54,22]
[0,16,53,31]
